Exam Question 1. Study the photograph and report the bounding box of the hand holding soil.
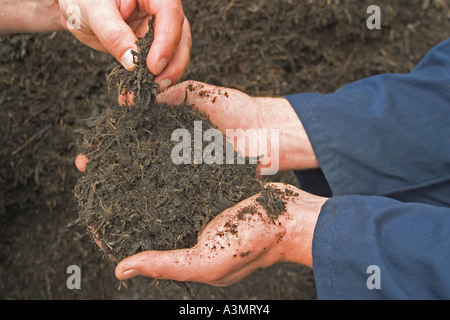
[114,183,327,285]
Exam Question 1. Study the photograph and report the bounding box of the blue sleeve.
[314,196,450,299]
[285,38,450,299]
[286,38,450,206]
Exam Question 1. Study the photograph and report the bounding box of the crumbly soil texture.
[73,19,286,266]
[73,102,270,264]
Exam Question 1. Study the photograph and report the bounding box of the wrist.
[275,186,327,268]
[257,97,319,173]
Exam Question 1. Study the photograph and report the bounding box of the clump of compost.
[73,18,290,265]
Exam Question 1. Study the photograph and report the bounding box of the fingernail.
[122,269,139,279]
[156,58,168,75]
[159,79,172,91]
[120,49,135,71]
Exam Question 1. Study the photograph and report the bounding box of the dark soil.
[106,18,158,105]
[74,20,288,269]
[73,101,262,263]
[1,0,448,299]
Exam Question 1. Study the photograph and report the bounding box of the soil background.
[0,0,449,299]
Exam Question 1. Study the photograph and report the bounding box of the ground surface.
[0,0,448,299]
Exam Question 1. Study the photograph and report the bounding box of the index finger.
[75,154,90,172]
[145,0,185,75]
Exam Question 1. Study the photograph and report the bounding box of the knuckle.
[98,26,123,50]
[171,3,186,24]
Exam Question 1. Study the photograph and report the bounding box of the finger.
[145,0,185,76]
[157,80,219,106]
[75,154,89,172]
[156,81,192,105]
[118,90,135,106]
[154,17,192,91]
[85,1,138,70]
[115,248,221,283]
[157,80,238,126]
[117,0,138,21]
[156,80,232,132]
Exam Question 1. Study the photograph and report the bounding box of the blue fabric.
[285,38,450,299]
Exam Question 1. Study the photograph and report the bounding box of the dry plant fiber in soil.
[73,18,290,269]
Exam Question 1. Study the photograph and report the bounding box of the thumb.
[85,2,138,70]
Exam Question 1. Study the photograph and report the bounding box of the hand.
[79,80,319,173]
[157,80,320,173]
[114,183,327,285]
[59,0,191,90]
